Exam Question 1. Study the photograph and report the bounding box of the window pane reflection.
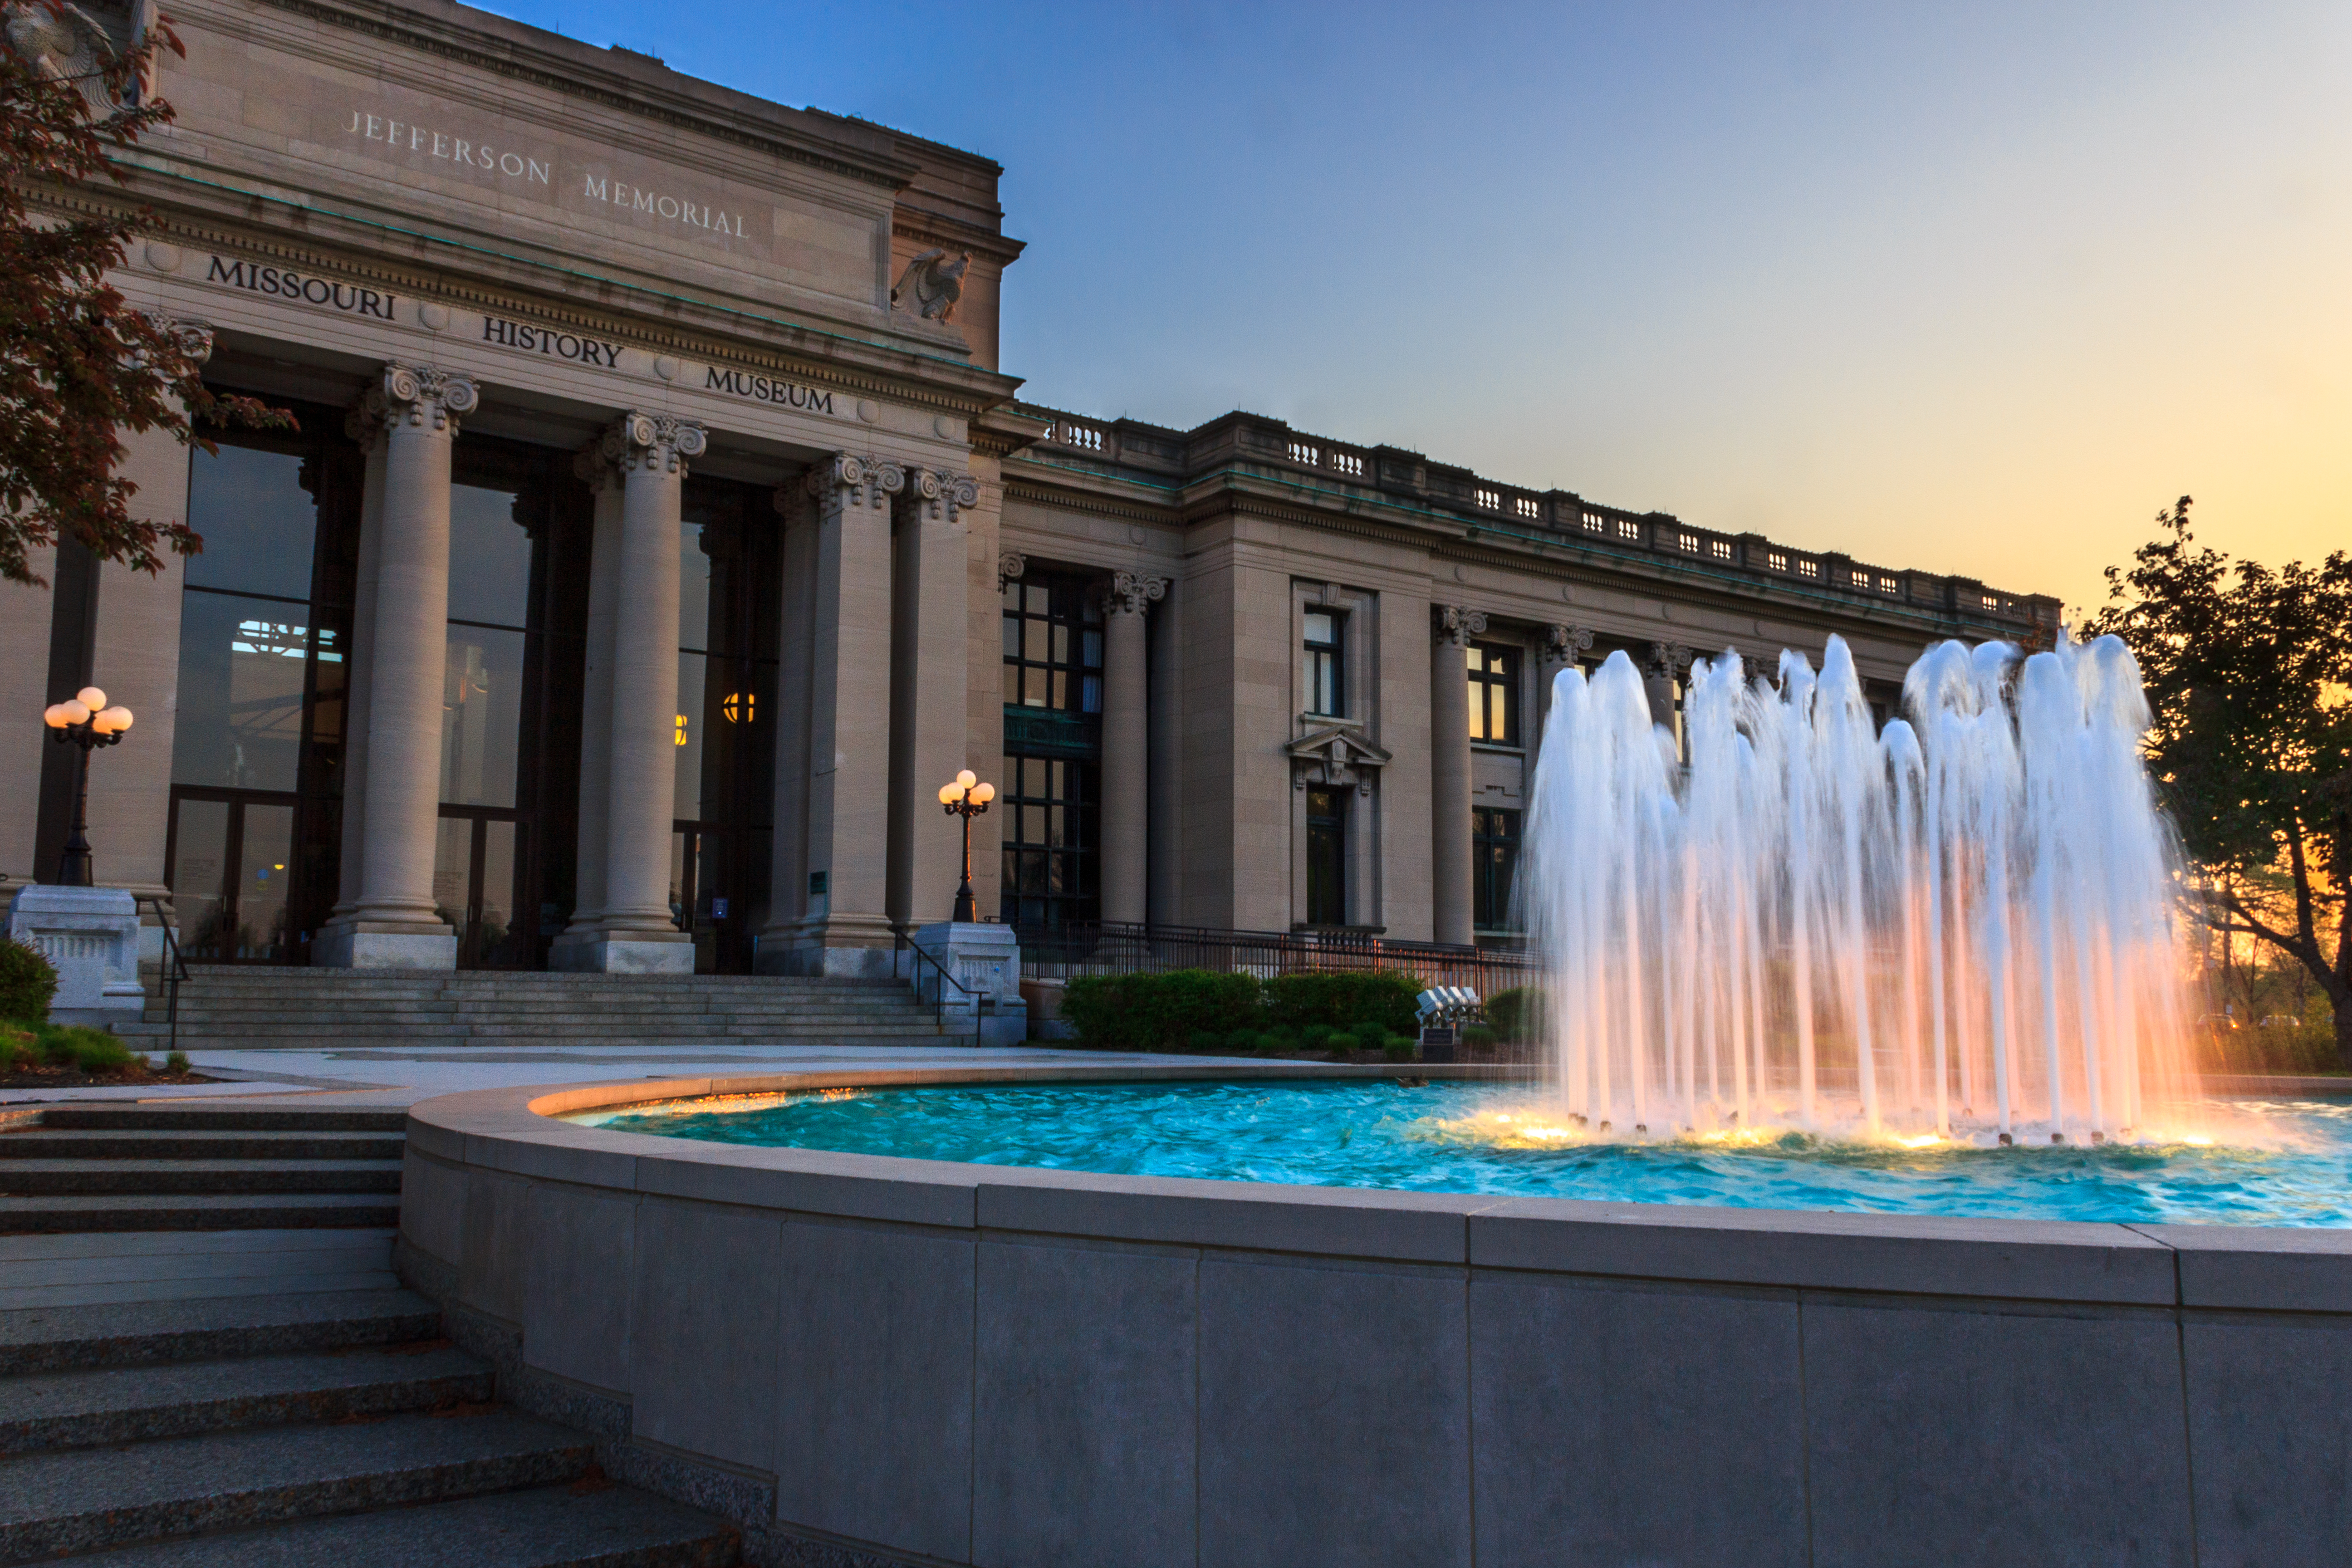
[235,804,295,961]
[171,799,230,959]
[440,627,525,807]
[185,445,318,601]
[446,484,532,628]
[170,593,312,791]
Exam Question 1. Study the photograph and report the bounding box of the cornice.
[1001,477,1172,528]
[236,0,923,193]
[1011,454,2029,642]
[892,204,1028,269]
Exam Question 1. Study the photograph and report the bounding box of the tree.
[1,2,288,588]
[2086,498,2352,1066]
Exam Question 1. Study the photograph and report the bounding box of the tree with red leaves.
[1,2,288,588]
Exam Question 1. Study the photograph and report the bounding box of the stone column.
[1099,569,1166,926]
[548,448,626,968]
[767,453,901,975]
[887,469,979,930]
[1645,641,1691,733]
[1533,622,1593,764]
[581,412,704,973]
[324,394,389,935]
[316,364,476,970]
[1430,605,1484,947]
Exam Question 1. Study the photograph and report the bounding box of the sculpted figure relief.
[891,247,970,324]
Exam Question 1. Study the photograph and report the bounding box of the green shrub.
[1486,986,1545,1044]
[1060,970,1263,1051]
[1262,971,1421,1039]
[1325,1031,1360,1056]
[40,1025,135,1075]
[1186,1029,1222,1053]
[1253,1031,1288,1055]
[1463,1024,1499,1051]
[0,1024,34,1073]
[0,937,58,1024]
[165,1050,191,1075]
[1383,1039,1415,1062]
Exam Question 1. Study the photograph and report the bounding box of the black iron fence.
[1017,921,1541,998]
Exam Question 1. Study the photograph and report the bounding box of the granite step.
[0,1131,407,1162]
[0,1288,440,1377]
[34,1109,407,1133]
[0,1344,490,1455]
[0,1160,403,1197]
[44,1483,740,1566]
[0,1230,398,1313]
[0,1193,401,1235]
[0,1406,593,1561]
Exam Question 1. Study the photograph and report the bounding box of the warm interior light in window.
[722,691,754,723]
[675,715,689,746]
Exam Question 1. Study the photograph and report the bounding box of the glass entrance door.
[434,808,531,969]
[165,789,304,963]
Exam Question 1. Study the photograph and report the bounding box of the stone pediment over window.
[1286,720,1392,795]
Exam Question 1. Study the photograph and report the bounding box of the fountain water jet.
[1523,632,2200,1143]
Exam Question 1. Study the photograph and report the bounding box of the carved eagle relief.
[891,247,970,324]
[3,0,156,112]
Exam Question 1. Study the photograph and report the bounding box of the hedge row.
[1059,969,1422,1053]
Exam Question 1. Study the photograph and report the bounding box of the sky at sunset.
[483,0,2349,616]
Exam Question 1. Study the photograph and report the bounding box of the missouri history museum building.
[1,0,2056,975]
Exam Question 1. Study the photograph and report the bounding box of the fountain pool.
[569,1078,2352,1227]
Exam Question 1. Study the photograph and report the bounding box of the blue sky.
[480,1,2349,611]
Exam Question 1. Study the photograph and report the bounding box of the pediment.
[1284,721,1392,770]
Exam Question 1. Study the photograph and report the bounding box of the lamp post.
[937,769,995,923]
[41,687,133,887]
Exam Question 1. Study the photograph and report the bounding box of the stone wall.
[402,1069,2352,1568]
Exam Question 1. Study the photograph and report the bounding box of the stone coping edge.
[400,1065,2352,1313]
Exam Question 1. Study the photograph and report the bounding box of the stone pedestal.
[910,921,1027,1046]
[9,885,143,1029]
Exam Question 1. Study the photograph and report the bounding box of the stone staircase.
[118,969,957,1053]
[0,1106,739,1564]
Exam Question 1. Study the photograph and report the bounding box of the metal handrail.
[137,895,191,1057]
[1018,920,1539,996]
[899,936,999,1049]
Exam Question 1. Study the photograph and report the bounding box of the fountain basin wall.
[399,1067,2352,1568]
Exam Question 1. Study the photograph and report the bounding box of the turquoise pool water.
[575,1080,2352,1228]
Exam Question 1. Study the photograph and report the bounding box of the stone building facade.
[0,0,2057,972]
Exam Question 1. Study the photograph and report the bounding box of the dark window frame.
[1474,805,1522,933]
[1302,609,1343,717]
[1467,642,1521,746]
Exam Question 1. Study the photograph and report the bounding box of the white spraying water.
[1522,633,2202,1145]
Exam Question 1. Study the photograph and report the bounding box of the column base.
[753,913,902,978]
[549,930,693,974]
[313,921,456,971]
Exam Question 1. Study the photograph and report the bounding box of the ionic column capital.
[366,363,479,437]
[1541,622,1595,663]
[804,451,904,511]
[904,467,982,524]
[1107,570,1168,617]
[595,411,707,479]
[157,316,214,367]
[1647,641,1695,677]
[997,551,1026,589]
[1432,604,1488,647]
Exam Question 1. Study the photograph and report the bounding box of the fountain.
[1525,632,2202,1147]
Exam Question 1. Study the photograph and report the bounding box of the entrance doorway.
[434,808,533,969]
[164,790,309,963]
